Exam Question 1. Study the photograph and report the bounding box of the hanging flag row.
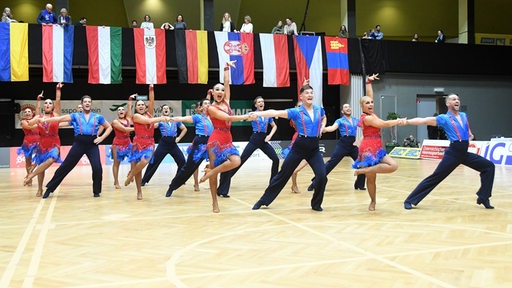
[0,24,350,92]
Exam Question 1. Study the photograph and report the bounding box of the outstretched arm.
[170,115,193,123]
[42,114,72,124]
[223,60,236,103]
[365,74,379,99]
[54,82,63,115]
[249,109,288,119]
[405,117,437,127]
[364,115,403,128]
[36,91,44,116]
[132,113,170,125]
[148,84,155,116]
[323,122,339,133]
[208,106,249,122]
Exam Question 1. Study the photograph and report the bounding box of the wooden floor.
[1,157,511,288]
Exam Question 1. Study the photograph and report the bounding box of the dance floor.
[1,157,511,287]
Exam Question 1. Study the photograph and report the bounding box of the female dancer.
[24,83,63,196]
[352,75,402,211]
[216,95,279,197]
[18,92,42,186]
[125,85,170,200]
[199,60,249,213]
[110,94,135,189]
[251,83,327,211]
[165,97,213,197]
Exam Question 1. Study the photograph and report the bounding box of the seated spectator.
[412,33,419,41]
[367,28,376,39]
[173,14,187,30]
[2,7,17,23]
[284,17,298,35]
[140,15,153,29]
[362,31,370,39]
[75,17,86,26]
[239,15,253,33]
[131,20,138,28]
[271,20,283,34]
[37,3,57,24]
[373,25,383,39]
[403,135,418,147]
[339,24,348,38]
[435,29,445,43]
[161,22,173,30]
[57,8,71,26]
[219,12,235,32]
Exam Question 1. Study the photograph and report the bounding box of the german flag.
[175,30,208,84]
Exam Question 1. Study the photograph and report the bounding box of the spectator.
[140,15,153,29]
[362,31,370,39]
[368,28,376,39]
[284,17,298,35]
[412,33,419,41]
[373,24,383,39]
[219,12,235,32]
[339,24,348,38]
[161,22,173,30]
[403,135,418,147]
[131,20,138,28]
[435,29,445,43]
[239,15,253,33]
[75,17,86,26]
[2,7,17,23]
[37,3,57,24]
[57,8,71,26]
[173,14,187,30]
[271,20,283,34]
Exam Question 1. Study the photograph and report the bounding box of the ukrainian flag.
[0,22,29,82]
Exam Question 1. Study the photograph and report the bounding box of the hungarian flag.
[42,24,74,83]
[86,26,122,84]
[214,31,254,85]
[175,30,208,84]
[134,28,166,84]
[259,33,289,87]
[324,36,349,85]
[0,23,28,82]
[294,35,323,106]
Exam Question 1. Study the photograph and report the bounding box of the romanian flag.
[134,28,166,84]
[42,24,74,83]
[0,23,28,82]
[86,26,122,84]
[214,31,254,85]
[175,30,208,84]
[324,36,349,85]
[293,35,323,106]
[259,33,289,87]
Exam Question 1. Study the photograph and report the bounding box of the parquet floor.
[1,157,511,288]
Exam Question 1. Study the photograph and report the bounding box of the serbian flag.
[86,26,122,84]
[214,31,254,85]
[259,33,289,87]
[42,24,74,83]
[175,30,208,84]
[0,23,28,82]
[134,28,166,84]
[293,35,323,106]
[324,36,349,85]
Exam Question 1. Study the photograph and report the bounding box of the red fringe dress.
[207,104,239,166]
[129,113,155,162]
[34,114,61,165]
[17,119,40,160]
[110,119,132,161]
[353,113,387,168]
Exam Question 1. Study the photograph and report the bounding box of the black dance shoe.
[93,193,100,197]
[307,183,314,192]
[42,190,52,199]
[252,200,265,210]
[404,202,413,210]
[217,193,230,198]
[354,186,367,191]
[312,206,323,211]
[477,198,494,209]
[165,188,173,197]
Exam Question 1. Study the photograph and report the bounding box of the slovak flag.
[259,33,289,87]
[324,36,349,85]
[214,31,254,85]
[42,24,74,83]
[293,35,323,106]
[134,28,166,84]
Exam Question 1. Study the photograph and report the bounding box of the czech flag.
[175,30,208,84]
[293,35,323,106]
[86,26,122,84]
[324,36,349,85]
[134,28,166,84]
[0,23,28,82]
[259,33,289,87]
[214,31,254,85]
[42,24,74,83]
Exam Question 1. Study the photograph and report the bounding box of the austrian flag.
[134,28,166,84]
[214,31,254,85]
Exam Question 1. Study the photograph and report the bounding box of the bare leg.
[206,150,219,213]
[25,158,55,186]
[125,158,150,186]
[135,171,143,200]
[36,172,44,197]
[112,147,121,189]
[193,168,200,191]
[354,155,398,176]
[291,160,308,193]
[200,155,241,183]
[24,157,33,186]
[366,172,377,211]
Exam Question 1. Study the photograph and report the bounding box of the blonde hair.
[222,12,231,24]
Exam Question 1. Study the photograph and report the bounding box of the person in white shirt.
[219,12,235,32]
[239,15,253,33]
[2,7,17,23]
[140,14,154,29]
[284,17,298,35]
